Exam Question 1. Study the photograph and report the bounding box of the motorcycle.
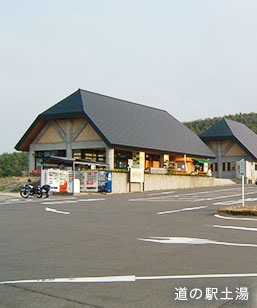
[20,179,43,199]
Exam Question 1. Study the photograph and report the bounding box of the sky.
[0,0,257,153]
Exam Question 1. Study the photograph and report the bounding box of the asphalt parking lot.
[0,184,257,307]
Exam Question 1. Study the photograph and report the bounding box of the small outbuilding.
[200,118,257,182]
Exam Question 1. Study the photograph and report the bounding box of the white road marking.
[42,198,105,205]
[129,199,186,202]
[45,207,70,215]
[43,198,77,201]
[78,198,106,202]
[197,192,257,202]
[177,187,241,196]
[212,225,257,232]
[129,188,256,203]
[215,214,257,221]
[138,236,257,247]
[42,200,78,205]
[136,273,257,280]
[157,205,208,215]
[42,201,65,205]
[2,273,257,284]
[148,191,176,196]
[214,197,257,206]
[130,195,179,201]
[0,199,33,205]
[0,275,136,284]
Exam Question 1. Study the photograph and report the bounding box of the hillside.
[184,112,257,136]
[0,152,28,177]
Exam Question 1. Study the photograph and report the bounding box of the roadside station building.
[200,119,257,182]
[15,89,214,176]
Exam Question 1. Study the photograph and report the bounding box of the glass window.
[227,162,231,171]
[176,162,186,171]
[145,153,160,161]
[231,162,236,171]
[114,150,132,169]
[73,149,81,159]
[222,163,225,171]
[35,150,66,170]
[73,149,105,163]
[211,163,214,172]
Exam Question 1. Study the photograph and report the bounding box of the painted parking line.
[196,191,257,202]
[0,200,33,205]
[214,197,257,206]
[215,214,257,221]
[78,198,106,202]
[43,198,77,202]
[2,273,257,284]
[148,191,177,196]
[129,189,257,203]
[138,236,257,247]
[212,225,257,232]
[157,205,208,215]
[41,201,77,205]
[41,198,105,205]
[176,187,242,196]
[45,207,70,215]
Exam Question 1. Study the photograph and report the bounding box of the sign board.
[130,167,144,183]
[240,159,245,176]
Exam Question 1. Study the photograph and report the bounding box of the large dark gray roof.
[16,89,215,157]
[201,119,257,159]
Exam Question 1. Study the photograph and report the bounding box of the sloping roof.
[15,89,214,157]
[200,119,257,159]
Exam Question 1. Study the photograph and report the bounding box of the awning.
[193,158,212,164]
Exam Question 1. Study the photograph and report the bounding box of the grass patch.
[218,205,257,217]
[10,179,41,192]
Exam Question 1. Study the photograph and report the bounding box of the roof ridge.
[40,89,81,115]
[220,118,234,135]
[224,118,240,124]
[223,118,246,135]
[79,88,167,113]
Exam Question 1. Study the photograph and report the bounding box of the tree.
[0,152,28,177]
[184,112,257,135]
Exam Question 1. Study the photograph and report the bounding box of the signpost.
[240,159,245,208]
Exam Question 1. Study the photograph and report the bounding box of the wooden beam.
[72,119,88,141]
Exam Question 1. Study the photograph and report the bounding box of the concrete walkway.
[0,192,78,200]
[0,192,20,199]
